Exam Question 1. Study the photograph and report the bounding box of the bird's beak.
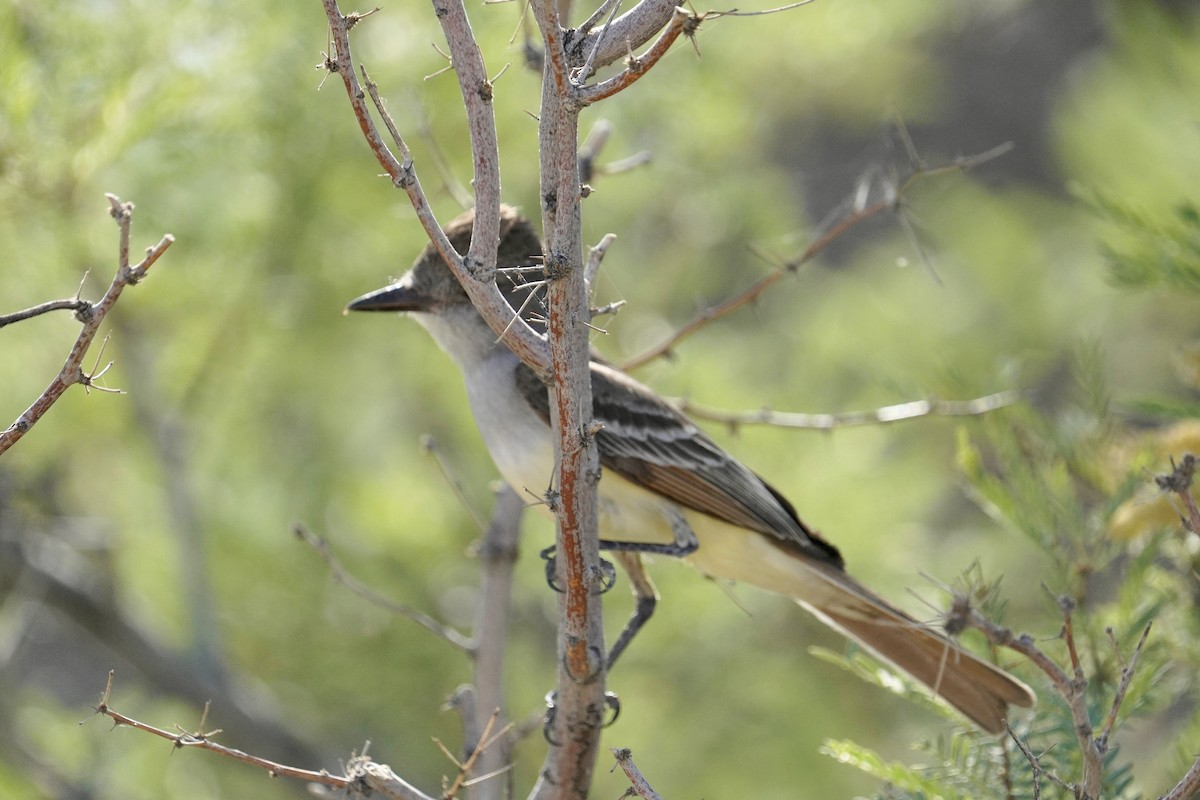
[345,283,433,314]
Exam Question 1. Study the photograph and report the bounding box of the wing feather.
[514,360,843,568]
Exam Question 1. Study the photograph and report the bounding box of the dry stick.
[567,0,683,70]
[571,0,623,84]
[1003,721,1076,798]
[319,1,549,376]
[620,144,1013,372]
[1096,624,1152,754]
[610,748,664,800]
[533,0,691,794]
[1161,754,1200,800]
[1004,722,1042,800]
[0,195,173,455]
[676,389,1019,432]
[573,7,695,105]
[0,298,91,328]
[464,486,525,800]
[1156,454,1200,536]
[93,671,438,800]
[91,672,336,793]
[293,524,473,651]
[585,233,619,301]
[320,5,610,798]
[409,92,475,210]
[422,434,489,533]
[577,118,613,184]
[959,599,1105,799]
[439,710,514,799]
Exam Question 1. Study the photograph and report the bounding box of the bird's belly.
[463,355,675,548]
[464,354,557,497]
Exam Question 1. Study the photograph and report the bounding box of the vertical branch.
[466,486,525,799]
[529,2,607,799]
[427,0,502,279]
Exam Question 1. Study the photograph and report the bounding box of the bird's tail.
[797,580,1035,734]
[687,532,1036,732]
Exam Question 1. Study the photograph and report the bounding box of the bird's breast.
[463,352,557,498]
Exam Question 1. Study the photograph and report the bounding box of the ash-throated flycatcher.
[347,206,1035,732]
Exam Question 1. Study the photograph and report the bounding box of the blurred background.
[2,1,1199,797]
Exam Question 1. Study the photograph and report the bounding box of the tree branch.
[91,671,437,800]
[951,593,1157,800]
[675,389,1019,432]
[0,297,90,329]
[293,523,473,650]
[573,8,697,105]
[463,486,525,799]
[1161,754,1200,800]
[0,194,173,455]
[319,1,550,376]
[565,0,680,71]
[620,144,1014,371]
[530,0,608,796]
[611,748,664,800]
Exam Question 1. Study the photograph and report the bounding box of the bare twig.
[440,709,513,799]
[1155,454,1200,537]
[675,389,1019,432]
[93,672,439,799]
[0,297,91,328]
[1004,721,1075,798]
[596,149,653,176]
[573,7,697,105]
[462,485,525,800]
[566,0,683,72]
[611,748,664,800]
[0,194,173,455]
[578,119,613,184]
[1161,754,1200,800]
[409,92,475,209]
[319,1,549,375]
[422,435,488,533]
[705,0,816,17]
[572,0,623,85]
[584,232,618,292]
[292,523,473,651]
[954,593,1122,800]
[620,143,1013,371]
[92,672,357,794]
[1096,624,1152,754]
[1004,723,1042,800]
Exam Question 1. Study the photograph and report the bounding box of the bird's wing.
[514,360,844,568]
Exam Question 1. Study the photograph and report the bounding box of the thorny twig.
[676,389,1018,432]
[610,748,664,800]
[0,194,173,455]
[952,591,1154,800]
[1155,453,1200,537]
[293,523,473,651]
[621,143,1013,371]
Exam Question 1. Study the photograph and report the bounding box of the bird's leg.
[542,510,696,668]
[597,506,699,558]
[600,509,695,668]
[606,552,658,670]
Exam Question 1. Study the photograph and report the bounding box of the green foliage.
[1081,190,1200,293]
[829,350,1199,797]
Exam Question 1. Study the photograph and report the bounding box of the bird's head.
[346,205,545,323]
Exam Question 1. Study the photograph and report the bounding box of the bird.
[347,204,1036,733]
